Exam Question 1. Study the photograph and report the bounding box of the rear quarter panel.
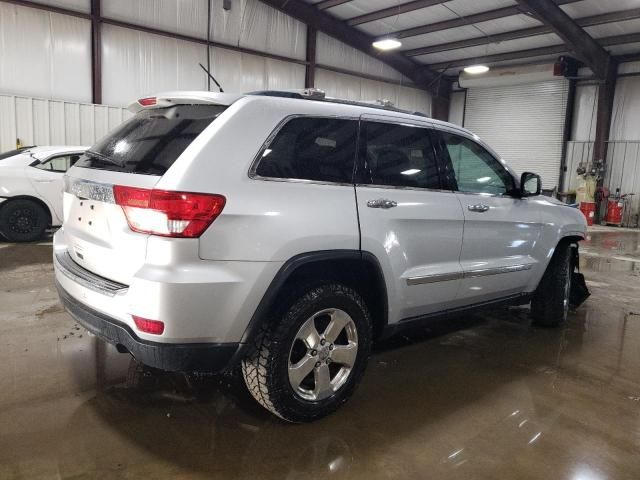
[156,96,361,262]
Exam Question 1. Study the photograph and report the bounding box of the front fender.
[525,202,586,292]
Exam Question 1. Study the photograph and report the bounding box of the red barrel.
[579,201,596,226]
[605,199,624,226]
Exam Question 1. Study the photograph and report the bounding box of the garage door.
[463,80,570,189]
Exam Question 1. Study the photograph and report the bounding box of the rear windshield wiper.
[85,150,126,168]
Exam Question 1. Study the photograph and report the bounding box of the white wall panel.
[395,85,432,116]
[209,48,305,93]
[316,32,406,82]
[571,85,598,141]
[610,76,640,141]
[571,76,640,143]
[210,0,306,60]
[265,59,306,90]
[0,3,91,102]
[102,0,208,39]
[0,94,130,152]
[315,69,432,116]
[619,61,640,75]
[449,91,466,127]
[102,25,208,106]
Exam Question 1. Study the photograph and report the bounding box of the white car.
[53,90,587,422]
[0,145,88,241]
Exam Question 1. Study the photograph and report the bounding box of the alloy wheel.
[288,308,358,401]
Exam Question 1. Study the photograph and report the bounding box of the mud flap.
[570,246,590,308]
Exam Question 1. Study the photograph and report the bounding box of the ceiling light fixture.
[463,65,490,75]
[372,37,402,51]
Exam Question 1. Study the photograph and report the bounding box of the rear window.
[75,105,226,175]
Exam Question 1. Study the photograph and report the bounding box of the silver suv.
[54,89,587,422]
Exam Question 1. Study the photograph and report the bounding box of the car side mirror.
[520,172,542,197]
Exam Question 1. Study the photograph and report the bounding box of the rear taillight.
[113,186,225,238]
[132,316,165,335]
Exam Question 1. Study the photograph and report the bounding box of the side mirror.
[520,172,542,197]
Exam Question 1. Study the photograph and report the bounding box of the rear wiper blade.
[85,150,125,167]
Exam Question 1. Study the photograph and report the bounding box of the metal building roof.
[304,0,640,78]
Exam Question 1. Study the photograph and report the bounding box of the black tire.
[0,198,48,242]
[241,282,372,423]
[531,241,574,327]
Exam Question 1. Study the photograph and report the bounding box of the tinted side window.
[360,121,440,189]
[440,132,513,195]
[255,117,357,184]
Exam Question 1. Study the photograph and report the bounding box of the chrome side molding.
[407,271,463,285]
[407,263,533,285]
[465,263,533,278]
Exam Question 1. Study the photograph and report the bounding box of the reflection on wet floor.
[1,230,640,479]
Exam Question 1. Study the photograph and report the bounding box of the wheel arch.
[241,250,389,346]
[0,195,53,226]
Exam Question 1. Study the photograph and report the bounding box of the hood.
[543,196,574,207]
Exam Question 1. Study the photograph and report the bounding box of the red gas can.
[605,199,624,226]
[579,201,596,226]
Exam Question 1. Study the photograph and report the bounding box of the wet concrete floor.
[0,229,639,479]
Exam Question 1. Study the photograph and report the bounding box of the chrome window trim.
[247,114,451,193]
[454,191,516,199]
[406,263,533,286]
[247,114,360,186]
[248,175,355,188]
[355,183,454,194]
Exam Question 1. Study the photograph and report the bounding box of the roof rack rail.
[246,89,430,118]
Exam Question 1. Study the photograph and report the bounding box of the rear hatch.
[62,100,228,285]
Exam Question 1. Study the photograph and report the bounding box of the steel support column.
[593,62,618,169]
[305,25,317,89]
[90,0,102,104]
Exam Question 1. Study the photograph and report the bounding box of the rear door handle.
[367,198,397,209]
[468,204,490,213]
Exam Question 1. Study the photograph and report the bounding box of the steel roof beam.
[346,0,449,27]
[515,0,612,79]
[428,32,640,71]
[259,0,450,100]
[315,0,353,10]
[381,0,580,41]
[404,8,640,57]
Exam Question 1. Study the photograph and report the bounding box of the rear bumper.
[56,280,241,372]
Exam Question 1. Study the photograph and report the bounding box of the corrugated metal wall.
[464,80,570,189]
[0,94,131,151]
[0,0,432,145]
[315,69,432,116]
[0,0,429,109]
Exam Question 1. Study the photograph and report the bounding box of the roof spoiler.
[127,91,243,113]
